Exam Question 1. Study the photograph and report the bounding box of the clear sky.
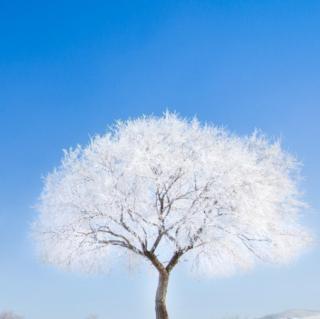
[0,1,320,319]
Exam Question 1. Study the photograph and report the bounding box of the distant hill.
[259,310,320,319]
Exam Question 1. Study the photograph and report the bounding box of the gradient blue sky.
[0,1,320,318]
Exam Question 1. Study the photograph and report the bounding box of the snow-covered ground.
[259,310,320,319]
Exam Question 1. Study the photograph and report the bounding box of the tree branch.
[166,250,183,273]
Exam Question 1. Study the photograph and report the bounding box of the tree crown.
[34,112,311,276]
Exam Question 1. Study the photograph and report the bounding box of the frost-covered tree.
[33,113,311,319]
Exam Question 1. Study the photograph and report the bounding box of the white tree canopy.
[33,112,311,276]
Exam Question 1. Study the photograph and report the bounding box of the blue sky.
[0,1,320,318]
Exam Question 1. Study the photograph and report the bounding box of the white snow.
[259,310,320,319]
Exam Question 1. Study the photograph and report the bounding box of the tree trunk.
[155,270,169,319]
